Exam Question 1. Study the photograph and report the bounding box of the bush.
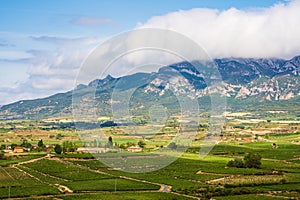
[227,160,235,167]
[54,144,62,154]
[244,152,262,169]
[234,158,245,168]
[62,141,76,153]
[49,134,55,139]
[227,158,244,168]
[138,141,146,148]
[227,153,261,169]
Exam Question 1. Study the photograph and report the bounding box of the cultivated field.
[0,114,299,199]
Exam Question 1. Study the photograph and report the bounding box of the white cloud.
[2,1,300,105]
[30,36,98,46]
[139,0,300,59]
[30,76,76,90]
[0,36,104,105]
[0,50,33,60]
[0,62,29,87]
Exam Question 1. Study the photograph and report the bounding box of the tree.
[21,140,32,149]
[234,158,244,168]
[119,143,126,149]
[0,144,6,150]
[227,158,244,168]
[11,143,18,150]
[107,136,113,148]
[244,152,262,169]
[62,141,76,153]
[126,142,136,147]
[54,144,62,154]
[38,139,44,148]
[227,160,235,167]
[227,153,262,169]
[138,141,146,148]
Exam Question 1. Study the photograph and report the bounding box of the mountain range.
[1,55,300,119]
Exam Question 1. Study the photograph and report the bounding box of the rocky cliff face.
[1,55,300,119]
[143,55,300,101]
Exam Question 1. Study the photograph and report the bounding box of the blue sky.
[0,0,298,105]
[0,0,286,39]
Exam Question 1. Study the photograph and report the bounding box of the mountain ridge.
[1,55,300,119]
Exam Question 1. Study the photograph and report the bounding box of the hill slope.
[1,55,300,119]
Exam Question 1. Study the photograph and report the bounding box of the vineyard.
[0,120,299,199]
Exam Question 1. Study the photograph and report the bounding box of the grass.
[11,139,298,199]
[17,165,66,184]
[243,142,300,160]
[1,119,299,199]
[70,146,300,198]
[209,141,300,161]
[210,175,285,185]
[64,178,160,192]
[0,167,60,198]
[58,192,193,200]
[274,191,300,198]
[0,185,60,199]
[70,155,226,192]
[214,194,279,200]
[23,159,111,181]
[0,167,39,187]
[0,153,46,167]
[23,159,160,192]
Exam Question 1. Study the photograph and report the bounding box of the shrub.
[138,141,146,148]
[233,158,245,168]
[54,144,62,154]
[227,153,261,168]
[227,158,244,168]
[244,152,262,169]
[227,160,235,167]
[62,141,76,153]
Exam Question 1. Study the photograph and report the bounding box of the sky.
[0,0,299,105]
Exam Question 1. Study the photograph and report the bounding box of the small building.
[13,146,24,153]
[127,146,142,153]
[3,149,12,153]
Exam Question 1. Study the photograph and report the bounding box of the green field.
[0,167,60,198]
[0,117,299,199]
[0,139,299,199]
[58,192,194,200]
